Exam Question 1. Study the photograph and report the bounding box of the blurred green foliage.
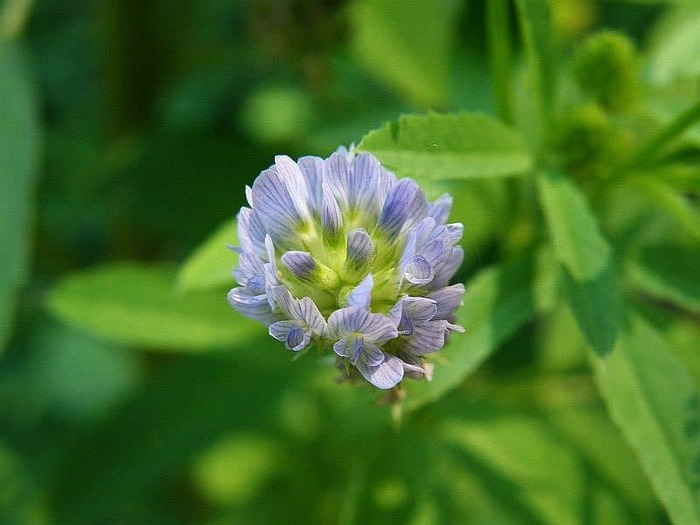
[1,0,700,523]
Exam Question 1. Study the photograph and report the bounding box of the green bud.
[573,30,639,111]
[550,103,613,178]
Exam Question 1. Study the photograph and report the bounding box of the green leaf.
[350,0,457,106]
[537,170,620,355]
[562,261,621,357]
[0,40,41,351]
[537,170,610,280]
[357,112,533,180]
[631,177,700,243]
[404,253,541,411]
[442,411,585,524]
[591,314,700,525]
[49,263,263,351]
[177,218,237,292]
[647,8,700,86]
[628,243,700,314]
[515,0,555,131]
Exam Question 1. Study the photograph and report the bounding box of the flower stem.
[487,0,513,124]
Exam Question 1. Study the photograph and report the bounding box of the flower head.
[228,148,465,389]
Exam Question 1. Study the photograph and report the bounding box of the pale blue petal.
[402,296,438,321]
[297,156,325,212]
[269,320,311,351]
[359,340,385,367]
[321,181,343,236]
[356,354,404,389]
[357,311,399,344]
[233,251,265,286]
[328,307,397,343]
[445,223,464,245]
[348,153,380,214]
[346,273,373,309]
[346,228,374,270]
[333,336,363,361]
[297,297,327,336]
[379,178,428,240]
[251,163,310,244]
[281,251,316,280]
[386,296,405,327]
[427,284,465,320]
[404,256,434,285]
[237,207,267,257]
[398,320,448,356]
[428,194,453,224]
[228,287,278,325]
[324,152,351,210]
[431,246,464,289]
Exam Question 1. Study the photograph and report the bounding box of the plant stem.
[625,98,700,169]
[487,0,513,124]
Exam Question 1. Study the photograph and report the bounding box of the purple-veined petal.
[321,181,343,237]
[379,178,428,240]
[428,194,453,224]
[228,287,278,325]
[445,223,464,245]
[346,228,374,271]
[387,296,405,327]
[356,353,404,389]
[431,246,464,289]
[297,297,327,336]
[359,340,385,367]
[346,273,373,309]
[328,307,397,343]
[427,283,465,320]
[324,152,351,210]
[348,153,380,214]
[251,164,310,243]
[397,320,448,356]
[269,320,311,351]
[281,251,316,280]
[245,185,253,207]
[233,250,265,286]
[297,156,325,212]
[237,207,267,257]
[333,336,363,361]
[402,296,438,321]
[404,256,434,285]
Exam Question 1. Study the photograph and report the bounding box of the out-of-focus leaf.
[0,40,41,352]
[515,0,555,131]
[350,0,456,106]
[537,170,609,280]
[177,218,237,292]
[632,177,700,242]
[442,412,584,523]
[537,170,620,355]
[647,8,700,86]
[628,243,700,314]
[0,442,46,524]
[49,263,263,351]
[562,261,620,357]
[548,406,660,519]
[404,253,541,411]
[50,351,298,524]
[591,314,700,525]
[358,112,533,180]
[1,0,33,38]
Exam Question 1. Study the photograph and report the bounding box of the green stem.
[487,0,513,124]
[625,98,700,169]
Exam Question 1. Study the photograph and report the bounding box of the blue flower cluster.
[229,148,465,389]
